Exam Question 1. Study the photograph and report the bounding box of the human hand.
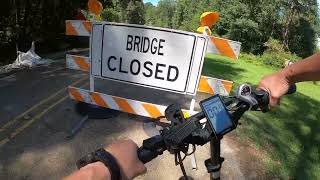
[258,71,290,108]
[105,139,146,180]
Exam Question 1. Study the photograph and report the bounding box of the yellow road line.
[0,96,68,147]
[0,76,87,132]
[0,82,89,147]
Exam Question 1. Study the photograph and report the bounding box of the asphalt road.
[0,60,264,180]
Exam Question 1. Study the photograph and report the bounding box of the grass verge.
[203,54,320,179]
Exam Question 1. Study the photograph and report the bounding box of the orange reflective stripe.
[74,56,89,71]
[222,81,233,93]
[69,87,84,102]
[198,76,214,94]
[66,21,78,36]
[142,103,162,118]
[83,21,92,33]
[113,97,135,114]
[91,92,108,108]
[210,37,236,60]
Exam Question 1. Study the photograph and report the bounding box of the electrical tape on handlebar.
[163,118,201,145]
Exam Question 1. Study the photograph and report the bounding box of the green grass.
[203,54,320,179]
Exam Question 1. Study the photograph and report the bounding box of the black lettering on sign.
[134,36,141,52]
[158,39,165,56]
[143,37,150,53]
[125,35,166,56]
[130,59,141,75]
[167,65,179,82]
[151,38,158,54]
[107,56,117,71]
[119,57,128,73]
[155,63,165,80]
[126,35,133,51]
[143,61,153,77]
[140,37,144,52]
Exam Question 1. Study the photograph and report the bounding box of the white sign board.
[91,23,208,95]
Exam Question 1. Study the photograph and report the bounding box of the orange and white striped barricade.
[66,54,90,72]
[198,76,233,96]
[206,36,241,60]
[197,12,241,60]
[64,21,236,129]
[68,86,195,118]
[66,20,92,36]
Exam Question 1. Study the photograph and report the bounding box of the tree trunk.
[283,3,295,50]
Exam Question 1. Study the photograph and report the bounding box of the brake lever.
[252,89,269,113]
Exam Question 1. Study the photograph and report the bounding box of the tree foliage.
[144,0,319,58]
[102,0,145,24]
[0,0,87,61]
[1,0,319,64]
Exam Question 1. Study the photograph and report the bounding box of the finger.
[269,98,280,109]
[136,164,147,177]
[256,86,271,95]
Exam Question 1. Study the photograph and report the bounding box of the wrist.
[81,162,111,180]
[280,67,294,85]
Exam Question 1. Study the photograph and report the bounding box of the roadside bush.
[240,53,262,66]
[259,38,300,68]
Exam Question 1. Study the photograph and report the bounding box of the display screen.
[200,95,233,136]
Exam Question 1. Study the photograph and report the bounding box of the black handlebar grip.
[137,147,159,164]
[257,84,296,113]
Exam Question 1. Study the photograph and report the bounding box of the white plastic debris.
[0,42,52,74]
[14,41,43,68]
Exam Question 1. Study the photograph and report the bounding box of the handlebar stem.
[204,138,223,180]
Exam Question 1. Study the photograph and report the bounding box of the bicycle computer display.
[200,95,234,137]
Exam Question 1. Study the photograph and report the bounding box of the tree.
[101,8,120,22]
[112,0,145,24]
[144,2,157,26]
[101,0,114,8]
[0,0,87,63]
[154,0,176,28]
[227,18,263,53]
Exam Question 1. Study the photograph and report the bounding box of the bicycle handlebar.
[137,83,296,173]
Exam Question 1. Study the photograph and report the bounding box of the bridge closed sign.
[91,23,208,95]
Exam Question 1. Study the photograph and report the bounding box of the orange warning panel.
[66,54,90,72]
[66,21,78,36]
[198,76,233,96]
[210,37,237,60]
[207,36,241,60]
[65,20,92,36]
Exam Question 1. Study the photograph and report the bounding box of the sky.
[143,0,159,5]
